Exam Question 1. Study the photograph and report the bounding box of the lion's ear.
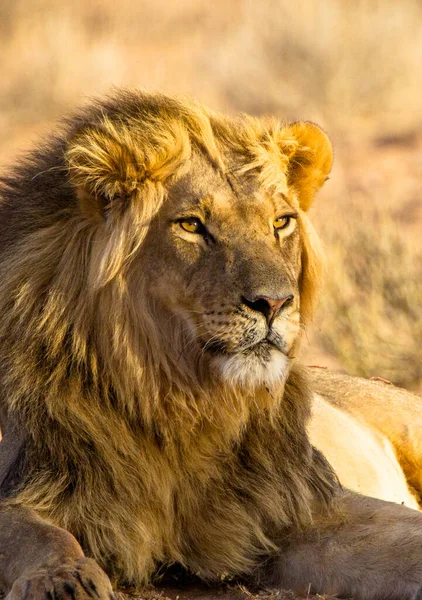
[66,118,190,221]
[285,122,333,211]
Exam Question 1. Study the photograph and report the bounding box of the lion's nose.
[241,294,294,326]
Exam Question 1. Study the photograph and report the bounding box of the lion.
[309,370,422,510]
[1,89,422,600]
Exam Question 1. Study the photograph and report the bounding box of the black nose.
[241,294,294,326]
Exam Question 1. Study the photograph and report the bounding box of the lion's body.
[1,90,422,600]
[308,370,422,509]
[3,371,420,516]
[0,92,337,585]
[311,393,420,508]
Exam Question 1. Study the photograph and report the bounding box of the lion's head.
[64,91,332,389]
[0,90,332,436]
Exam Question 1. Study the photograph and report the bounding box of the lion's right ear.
[284,122,333,211]
[66,117,191,221]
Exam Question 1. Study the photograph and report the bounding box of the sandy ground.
[115,582,329,600]
[0,579,333,600]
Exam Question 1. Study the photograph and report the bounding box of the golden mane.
[0,90,334,584]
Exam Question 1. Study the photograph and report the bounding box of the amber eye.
[273,216,291,230]
[179,218,203,234]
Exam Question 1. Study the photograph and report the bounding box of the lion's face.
[66,93,332,389]
[141,153,302,387]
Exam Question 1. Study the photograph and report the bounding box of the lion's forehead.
[166,159,293,232]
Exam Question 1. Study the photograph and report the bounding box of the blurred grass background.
[1,0,421,391]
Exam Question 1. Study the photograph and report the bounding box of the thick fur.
[0,90,336,585]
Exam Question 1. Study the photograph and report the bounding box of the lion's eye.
[273,216,291,230]
[179,218,203,234]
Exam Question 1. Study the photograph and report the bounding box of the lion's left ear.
[65,117,190,221]
[284,122,333,211]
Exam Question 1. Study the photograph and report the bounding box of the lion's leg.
[0,503,114,599]
[263,492,422,600]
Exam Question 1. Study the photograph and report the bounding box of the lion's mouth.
[202,334,285,358]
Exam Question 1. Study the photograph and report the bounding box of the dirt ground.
[0,579,334,600]
[115,582,330,600]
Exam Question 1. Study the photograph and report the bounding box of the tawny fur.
[0,90,337,585]
[309,369,422,509]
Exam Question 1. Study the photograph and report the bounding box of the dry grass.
[300,135,422,392]
[2,0,422,136]
[314,207,422,391]
[0,0,421,390]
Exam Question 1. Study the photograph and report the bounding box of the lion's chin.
[209,346,289,388]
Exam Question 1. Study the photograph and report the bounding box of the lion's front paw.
[6,557,115,600]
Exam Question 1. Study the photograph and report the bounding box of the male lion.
[0,90,422,600]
